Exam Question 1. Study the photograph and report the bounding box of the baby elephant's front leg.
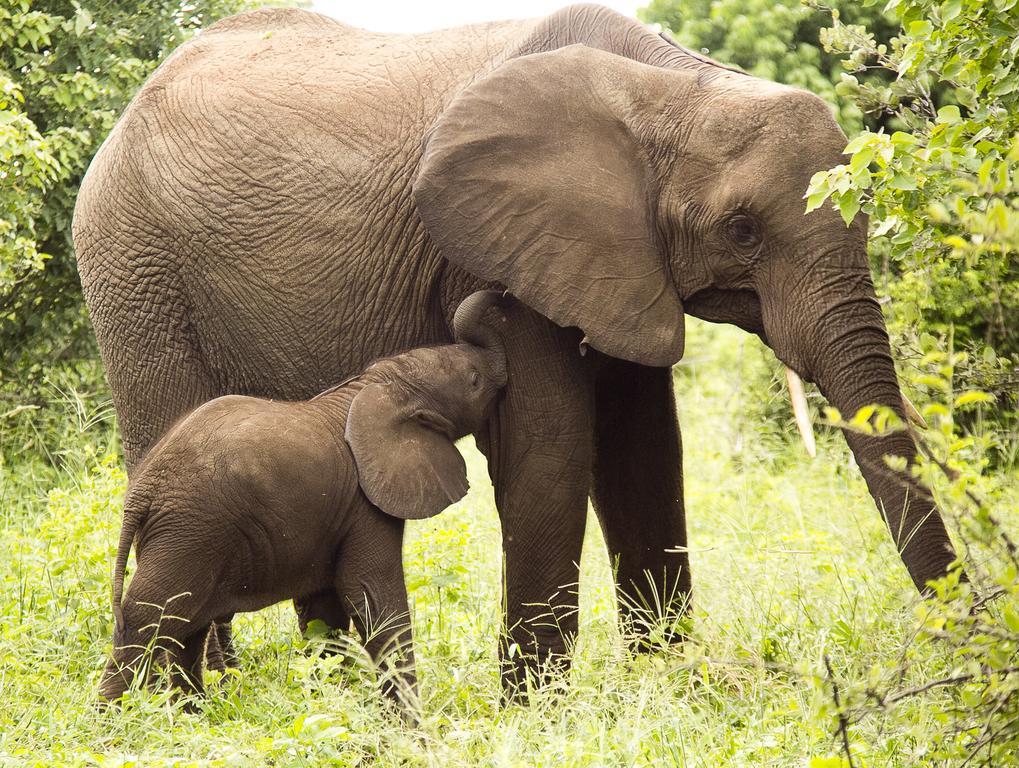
[334,512,416,711]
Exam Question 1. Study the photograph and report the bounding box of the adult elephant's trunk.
[801,290,958,592]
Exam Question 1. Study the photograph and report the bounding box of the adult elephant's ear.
[345,383,468,519]
[413,44,684,367]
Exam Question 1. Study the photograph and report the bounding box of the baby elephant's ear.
[344,383,469,520]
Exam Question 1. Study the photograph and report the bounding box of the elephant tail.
[113,486,150,633]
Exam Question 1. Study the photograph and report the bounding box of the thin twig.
[825,655,857,768]
[884,673,975,704]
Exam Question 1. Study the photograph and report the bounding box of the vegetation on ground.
[2,319,1014,766]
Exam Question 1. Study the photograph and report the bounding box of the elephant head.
[413,45,956,591]
[345,291,507,520]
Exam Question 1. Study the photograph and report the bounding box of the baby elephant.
[100,291,508,708]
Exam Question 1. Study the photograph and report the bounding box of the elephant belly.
[176,115,448,397]
[216,524,343,614]
[191,234,450,400]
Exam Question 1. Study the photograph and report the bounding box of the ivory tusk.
[901,393,928,429]
[785,367,816,458]
[579,336,590,357]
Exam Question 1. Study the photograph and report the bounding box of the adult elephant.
[73,4,958,687]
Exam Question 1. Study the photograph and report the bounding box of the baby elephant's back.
[140,395,357,540]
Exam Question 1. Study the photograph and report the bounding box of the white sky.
[309,1,640,33]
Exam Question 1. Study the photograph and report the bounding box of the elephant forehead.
[384,347,465,384]
[692,81,843,158]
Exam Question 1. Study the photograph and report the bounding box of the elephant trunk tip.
[452,290,506,343]
[453,290,509,385]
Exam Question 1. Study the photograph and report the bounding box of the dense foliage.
[806,0,1019,386]
[0,1,266,443]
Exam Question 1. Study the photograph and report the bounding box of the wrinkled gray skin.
[99,291,508,706]
[74,4,958,689]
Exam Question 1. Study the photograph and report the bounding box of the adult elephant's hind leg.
[80,259,218,474]
[80,254,232,673]
[478,308,594,695]
[591,360,691,649]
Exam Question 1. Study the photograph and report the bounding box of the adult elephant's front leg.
[591,359,690,647]
[478,308,594,694]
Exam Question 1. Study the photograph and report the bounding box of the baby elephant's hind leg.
[99,569,208,702]
[100,601,161,701]
[334,515,416,709]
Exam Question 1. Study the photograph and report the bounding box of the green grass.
[1,320,1015,766]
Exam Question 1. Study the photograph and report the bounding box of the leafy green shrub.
[802,0,1019,726]
[806,0,1019,371]
[814,342,1019,767]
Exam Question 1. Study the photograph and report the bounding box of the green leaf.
[955,390,995,406]
[889,173,918,190]
[809,758,849,768]
[804,171,832,213]
[302,619,331,638]
[989,77,1018,96]
[844,134,875,154]
[823,406,844,425]
[849,147,875,172]
[851,404,877,432]
[908,20,933,37]
[936,105,961,123]
[838,193,861,225]
[805,191,829,213]
[941,0,963,22]
[942,55,965,80]
[73,7,91,37]
[1004,605,1019,633]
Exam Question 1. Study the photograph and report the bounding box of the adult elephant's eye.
[470,370,481,387]
[727,213,762,249]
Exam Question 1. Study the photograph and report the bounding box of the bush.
[806,0,1019,392]
[816,351,1019,766]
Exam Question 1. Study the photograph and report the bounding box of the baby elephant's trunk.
[453,290,508,383]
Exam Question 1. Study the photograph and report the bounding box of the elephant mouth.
[412,409,458,441]
[684,287,766,341]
